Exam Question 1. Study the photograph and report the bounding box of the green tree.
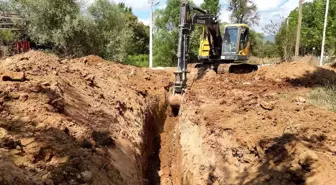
[275,0,336,61]
[0,1,15,41]
[228,0,259,25]
[153,0,181,67]
[274,20,296,61]
[249,30,264,56]
[12,0,95,56]
[154,0,223,66]
[88,0,133,61]
[200,0,221,15]
[10,0,149,62]
[0,1,11,11]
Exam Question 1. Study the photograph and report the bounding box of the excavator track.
[217,63,258,74]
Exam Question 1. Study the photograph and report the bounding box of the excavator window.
[223,27,238,53]
[239,27,249,50]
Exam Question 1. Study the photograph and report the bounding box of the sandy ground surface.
[1,51,336,185]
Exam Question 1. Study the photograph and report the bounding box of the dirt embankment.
[2,52,336,185]
[0,51,172,185]
[162,62,336,185]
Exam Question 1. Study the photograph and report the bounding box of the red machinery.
[12,40,30,54]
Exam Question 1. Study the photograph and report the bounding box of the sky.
[88,0,313,34]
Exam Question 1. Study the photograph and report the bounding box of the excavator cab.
[221,24,250,62]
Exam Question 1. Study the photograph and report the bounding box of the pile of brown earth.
[0,51,172,185]
[160,62,336,185]
[2,51,336,185]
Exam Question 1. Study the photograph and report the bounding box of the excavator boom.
[173,2,221,95]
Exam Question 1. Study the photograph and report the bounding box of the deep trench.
[142,96,180,185]
[142,97,168,185]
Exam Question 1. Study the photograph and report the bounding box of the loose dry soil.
[1,52,336,185]
[0,51,171,185]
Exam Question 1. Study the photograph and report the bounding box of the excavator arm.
[170,2,222,111]
[173,2,222,95]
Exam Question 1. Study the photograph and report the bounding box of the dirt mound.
[166,64,336,185]
[0,51,171,185]
[2,52,336,185]
[257,62,336,87]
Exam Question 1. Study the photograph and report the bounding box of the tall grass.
[309,85,336,112]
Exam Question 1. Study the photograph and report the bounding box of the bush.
[12,0,149,62]
[0,30,17,45]
[126,54,149,67]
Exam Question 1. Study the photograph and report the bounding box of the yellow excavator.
[170,2,258,111]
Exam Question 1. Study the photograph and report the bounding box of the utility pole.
[295,0,303,58]
[285,17,292,61]
[320,0,329,66]
[149,0,159,69]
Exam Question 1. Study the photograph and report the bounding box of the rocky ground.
[1,51,336,185]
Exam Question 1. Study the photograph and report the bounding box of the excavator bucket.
[169,94,182,116]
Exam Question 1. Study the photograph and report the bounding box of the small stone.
[260,101,275,110]
[36,122,47,130]
[283,124,301,135]
[9,93,20,100]
[19,116,31,123]
[0,128,8,140]
[81,171,92,182]
[275,78,282,82]
[129,69,136,76]
[2,71,26,82]
[295,96,306,105]
[30,84,43,93]
[19,93,29,101]
[10,149,20,155]
[158,170,164,177]
[20,138,35,146]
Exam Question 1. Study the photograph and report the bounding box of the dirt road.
[1,51,336,185]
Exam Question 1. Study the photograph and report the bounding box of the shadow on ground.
[236,130,331,185]
[286,67,336,88]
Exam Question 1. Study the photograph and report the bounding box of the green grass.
[309,85,336,112]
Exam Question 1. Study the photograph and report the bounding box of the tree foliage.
[153,0,221,67]
[249,30,279,58]
[7,0,149,62]
[200,0,221,15]
[228,0,259,25]
[274,0,336,61]
[153,0,181,67]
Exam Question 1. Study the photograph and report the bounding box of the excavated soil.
[161,62,336,185]
[1,52,336,185]
[0,51,172,185]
